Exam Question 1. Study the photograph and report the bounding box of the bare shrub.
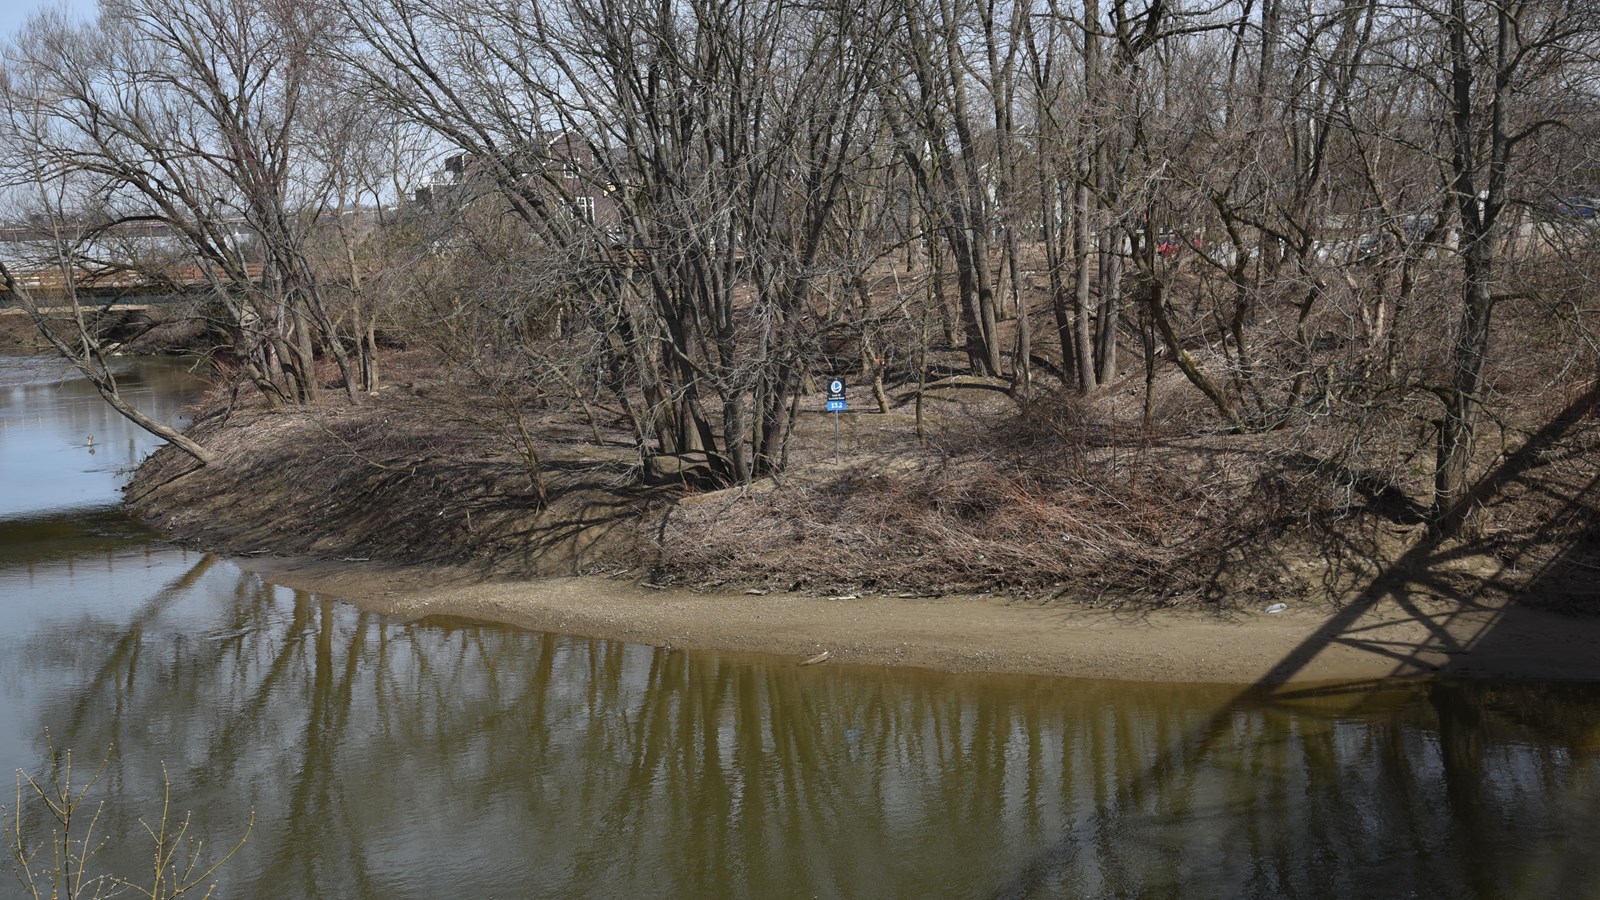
[5,737,250,900]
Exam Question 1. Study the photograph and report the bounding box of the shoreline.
[236,553,1600,685]
[115,355,1600,688]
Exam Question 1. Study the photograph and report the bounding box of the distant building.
[408,130,620,237]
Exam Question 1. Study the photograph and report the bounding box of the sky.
[0,0,98,46]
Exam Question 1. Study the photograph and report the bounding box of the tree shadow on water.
[993,385,1600,899]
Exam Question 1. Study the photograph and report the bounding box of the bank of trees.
[1,0,1596,532]
[0,0,417,421]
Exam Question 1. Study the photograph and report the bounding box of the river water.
[4,353,1600,898]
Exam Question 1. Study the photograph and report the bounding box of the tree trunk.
[1433,242,1494,532]
[1094,226,1122,384]
[8,284,215,468]
[1072,181,1099,393]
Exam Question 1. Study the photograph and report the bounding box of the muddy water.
[4,354,1600,898]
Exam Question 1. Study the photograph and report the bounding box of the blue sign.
[826,399,847,412]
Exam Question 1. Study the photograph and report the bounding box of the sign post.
[825,378,847,463]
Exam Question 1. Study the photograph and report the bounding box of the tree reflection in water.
[13,556,1600,899]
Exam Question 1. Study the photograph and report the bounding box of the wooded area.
[2,0,1598,540]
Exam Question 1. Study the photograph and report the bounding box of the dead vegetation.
[128,352,673,577]
[646,388,1293,603]
[94,218,1600,617]
[116,334,1600,616]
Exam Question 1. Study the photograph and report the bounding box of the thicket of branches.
[2,0,1598,535]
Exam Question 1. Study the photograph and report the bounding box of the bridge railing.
[0,263,265,305]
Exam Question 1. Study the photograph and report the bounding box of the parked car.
[1353,214,1434,261]
[1156,229,1200,258]
[1552,196,1599,219]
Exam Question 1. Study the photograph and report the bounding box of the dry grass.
[650,395,1311,605]
[128,369,666,577]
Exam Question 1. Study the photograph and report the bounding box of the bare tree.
[336,0,896,483]
[0,183,215,464]
[0,0,385,408]
[1425,0,1596,531]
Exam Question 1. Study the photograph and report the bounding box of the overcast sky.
[1,0,98,46]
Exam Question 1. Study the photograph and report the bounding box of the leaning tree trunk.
[6,286,215,467]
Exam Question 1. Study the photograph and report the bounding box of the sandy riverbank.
[239,554,1600,685]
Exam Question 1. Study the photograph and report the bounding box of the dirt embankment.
[125,372,1600,684]
[126,378,1311,602]
[127,388,669,578]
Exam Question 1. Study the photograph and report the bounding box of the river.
[3,353,1600,898]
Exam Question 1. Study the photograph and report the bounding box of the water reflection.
[8,553,1600,899]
